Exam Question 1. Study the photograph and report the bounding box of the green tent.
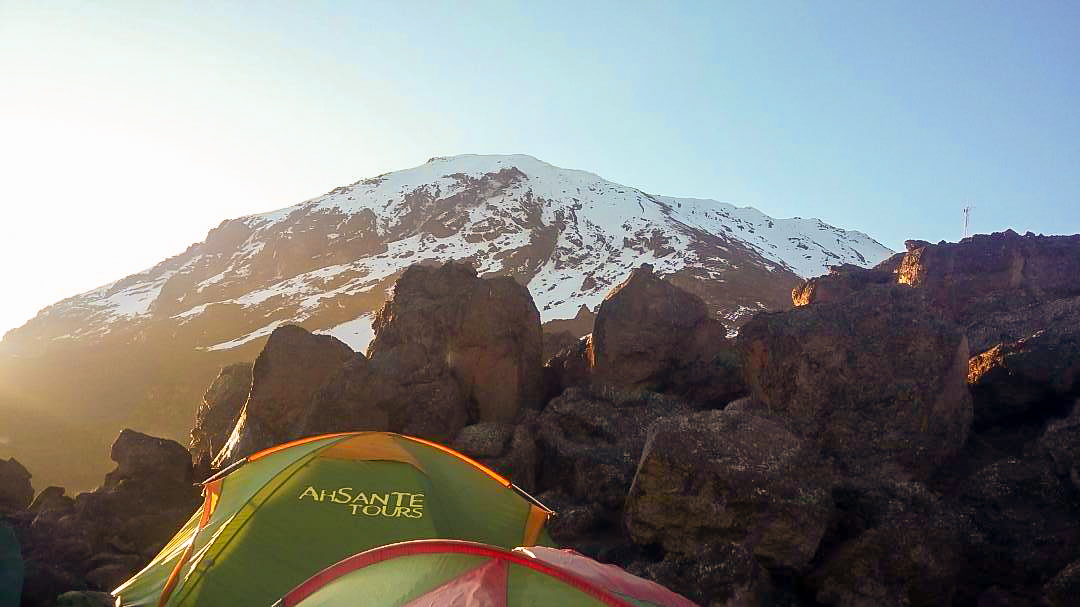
[113,432,553,607]
[274,539,698,607]
[0,522,22,607]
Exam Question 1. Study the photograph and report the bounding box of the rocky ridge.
[0,154,891,492]
[5,230,1078,607]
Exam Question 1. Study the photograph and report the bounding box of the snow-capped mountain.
[0,154,891,490]
[10,154,890,352]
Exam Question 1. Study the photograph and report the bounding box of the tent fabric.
[112,432,553,607]
[275,540,699,607]
[515,547,697,607]
[0,522,22,607]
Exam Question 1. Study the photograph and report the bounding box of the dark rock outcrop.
[550,265,745,407]
[810,478,969,607]
[626,410,835,571]
[0,457,33,514]
[189,362,252,470]
[535,385,692,541]
[301,261,546,446]
[628,542,772,607]
[209,262,546,468]
[28,487,73,514]
[451,414,541,492]
[738,284,973,481]
[1036,400,1080,489]
[542,334,593,400]
[792,259,900,307]
[897,231,1080,324]
[591,264,710,387]
[968,321,1080,427]
[213,326,354,467]
[302,353,465,443]
[13,430,201,607]
[368,260,544,421]
[956,455,1080,600]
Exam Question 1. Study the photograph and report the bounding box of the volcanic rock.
[451,422,515,459]
[629,542,772,607]
[626,410,835,571]
[253,261,544,451]
[367,260,544,422]
[302,354,466,443]
[738,284,973,481]
[535,385,692,540]
[968,324,1080,426]
[542,304,596,341]
[965,293,1080,356]
[897,231,1080,324]
[542,334,592,400]
[791,259,900,307]
[28,486,74,515]
[1036,400,1080,489]
[811,478,969,607]
[0,457,33,514]
[957,455,1080,595]
[451,414,541,492]
[104,429,193,490]
[541,330,582,365]
[213,326,354,467]
[190,362,252,470]
[587,265,745,406]
[590,264,708,386]
[1044,559,1080,607]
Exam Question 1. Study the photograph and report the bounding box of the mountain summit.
[9,154,890,352]
[0,154,891,489]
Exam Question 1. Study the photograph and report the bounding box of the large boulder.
[588,265,745,407]
[534,385,692,542]
[965,293,1080,356]
[0,457,33,514]
[792,257,902,307]
[13,429,202,604]
[213,325,354,467]
[368,260,544,422]
[737,284,973,481]
[626,410,835,571]
[968,324,1080,426]
[302,353,466,443]
[301,261,544,444]
[591,264,709,386]
[897,231,1080,325]
[189,362,252,469]
[104,429,193,490]
[810,478,970,607]
[957,455,1080,597]
[628,542,773,607]
[451,415,541,493]
[1036,400,1080,489]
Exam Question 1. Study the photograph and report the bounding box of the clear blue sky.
[1,1,1078,335]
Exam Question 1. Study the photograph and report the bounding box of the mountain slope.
[7,154,890,351]
[0,154,892,489]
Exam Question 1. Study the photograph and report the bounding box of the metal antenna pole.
[962,205,974,238]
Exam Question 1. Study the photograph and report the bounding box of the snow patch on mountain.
[27,154,893,349]
[315,314,375,353]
